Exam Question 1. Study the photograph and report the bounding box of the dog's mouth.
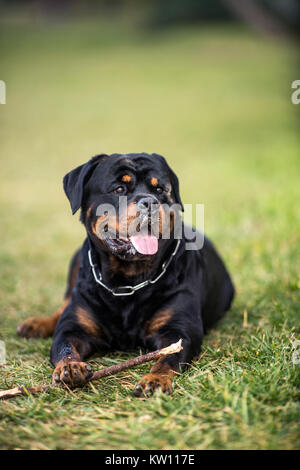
[104,232,158,260]
[102,217,159,260]
[94,212,162,260]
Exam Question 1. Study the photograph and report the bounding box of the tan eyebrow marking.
[150,177,158,187]
[122,174,132,183]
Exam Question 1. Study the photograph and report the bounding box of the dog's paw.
[133,373,173,397]
[17,317,53,339]
[52,360,93,388]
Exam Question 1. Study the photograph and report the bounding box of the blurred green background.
[0,0,299,451]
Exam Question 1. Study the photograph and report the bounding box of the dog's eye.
[114,186,125,194]
[156,187,164,195]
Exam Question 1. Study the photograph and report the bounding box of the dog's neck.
[88,236,175,285]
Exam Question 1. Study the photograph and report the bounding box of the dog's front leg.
[50,304,103,388]
[133,304,204,397]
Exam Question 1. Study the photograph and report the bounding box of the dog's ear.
[63,154,108,214]
[153,154,184,212]
[168,165,184,212]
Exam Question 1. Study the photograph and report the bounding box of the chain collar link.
[88,239,181,296]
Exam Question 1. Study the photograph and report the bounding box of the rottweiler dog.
[17,153,234,396]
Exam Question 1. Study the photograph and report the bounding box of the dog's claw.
[145,383,154,396]
[133,384,144,397]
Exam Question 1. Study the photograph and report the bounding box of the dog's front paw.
[17,317,53,339]
[52,360,93,388]
[133,372,173,397]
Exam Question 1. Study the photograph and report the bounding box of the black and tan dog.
[17,153,234,396]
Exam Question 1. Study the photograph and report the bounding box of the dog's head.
[63,153,183,261]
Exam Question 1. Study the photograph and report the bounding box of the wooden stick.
[0,339,182,400]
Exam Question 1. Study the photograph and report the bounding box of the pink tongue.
[130,235,158,255]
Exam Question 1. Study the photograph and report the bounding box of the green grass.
[0,18,300,450]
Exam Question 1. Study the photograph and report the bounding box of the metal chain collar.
[88,239,181,297]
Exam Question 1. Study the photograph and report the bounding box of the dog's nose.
[137,196,159,215]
